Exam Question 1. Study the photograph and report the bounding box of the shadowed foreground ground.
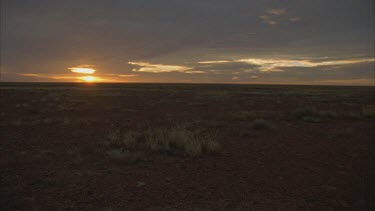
[0,83,374,210]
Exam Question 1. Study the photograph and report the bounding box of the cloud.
[267,8,287,16]
[260,8,301,26]
[237,57,375,72]
[232,76,239,80]
[68,65,96,74]
[117,74,138,77]
[129,62,203,74]
[18,73,40,77]
[256,61,374,85]
[194,61,260,73]
[289,17,301,22]
[198,60,231,64]
[259,15,278,25]
[194,56,374,75]
[260,8,288,26]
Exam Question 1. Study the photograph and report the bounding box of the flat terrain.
[0,83,374,210]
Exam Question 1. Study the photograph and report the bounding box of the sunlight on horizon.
[79,76,98,82]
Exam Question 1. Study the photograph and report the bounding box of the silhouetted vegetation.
[107,125,219,157]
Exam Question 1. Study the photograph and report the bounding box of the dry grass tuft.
[107,125,219,157]
[251,119,271,130]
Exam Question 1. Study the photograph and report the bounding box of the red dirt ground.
[0,83,374,210]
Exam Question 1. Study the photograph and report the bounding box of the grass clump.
[362,105,375,118]
[107,129,122,147]
[123,131,142,150]
[107,126,219,157]
[251,119,271,130]
[292,106,324,122]
[233,111,256,121]
[293,107,316,119]
[106,148,126,159]
[318,110,338,119]
[293,105,375,121]
[301,116,321,123]
[167,126,219,156]
[343,112,363,119]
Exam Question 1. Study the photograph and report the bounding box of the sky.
[1,0,374,85]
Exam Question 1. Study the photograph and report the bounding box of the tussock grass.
[343,112,363,119]
[233,111,256,121]
[293,107,316,120]
[318,110,338,118]
[292,105,374,122]
[107,129,122,147]
[106,148,125,159]
[251,119,271,130]
[62,118,71,125]
[362,105,375,118]
[293,106,336,122]
[301,116,321,123]
[107,126,219,157]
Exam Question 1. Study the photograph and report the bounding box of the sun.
[79,76,97,82]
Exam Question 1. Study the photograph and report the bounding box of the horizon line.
[0,81,374,87]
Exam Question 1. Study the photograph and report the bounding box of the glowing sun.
[79,76,97,82]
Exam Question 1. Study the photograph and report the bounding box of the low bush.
[107,125,219,157]
[251,119,271,130]
[293,107,333,122]
[233,111,256,121]
[302,116,321,123]
[107,129,122,147]
[292,107,316,119]
[362,105,375,118]
[318,110,338,119]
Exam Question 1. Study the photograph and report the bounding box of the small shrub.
[106,148,125,159]
[136,181,146,187]
[201,136,220,153]
[251,119,271,130]
[318,110,338,119]
[343,112,363,119]
[123,131,141,150]
[183,139,202,157]
[293,107,316,119]
[362,106,375,118]
[107,125,219,157]
[107,129,122,147]
[302,116,321,123]
[62,118,71,125]
[234,111,256,121]
[172,126,219,156]
[144,128,170,151]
